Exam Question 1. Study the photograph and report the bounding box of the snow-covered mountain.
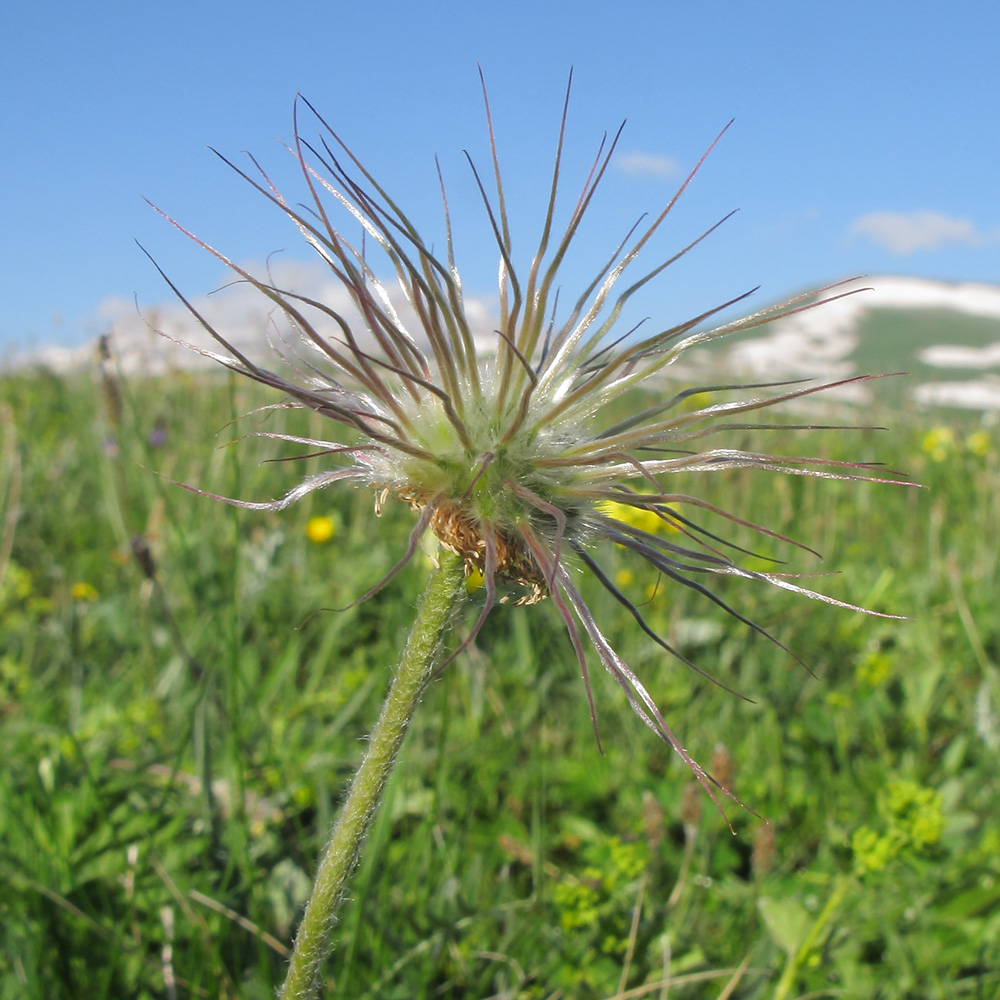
[709,276,1000,411]
[9,275,1000,411]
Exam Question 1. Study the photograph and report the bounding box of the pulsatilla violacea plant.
[148,74,906,998]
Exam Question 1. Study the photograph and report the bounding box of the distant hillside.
[11,275,1000,413]
[696,276,1000,413]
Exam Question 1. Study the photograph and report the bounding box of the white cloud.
[615,151,679,179]
[849,210,991,255]
[67,258,498,376]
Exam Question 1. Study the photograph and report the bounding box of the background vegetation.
[1,343,998,998]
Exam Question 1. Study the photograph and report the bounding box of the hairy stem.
[279,547,466,999]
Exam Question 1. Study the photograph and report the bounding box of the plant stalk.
[279,547,466,999]
[772,875,851,1000]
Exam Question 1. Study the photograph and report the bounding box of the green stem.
[773,875,852,1000]
[279,547,466,999]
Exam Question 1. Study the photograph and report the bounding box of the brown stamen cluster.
[411,496,549,604]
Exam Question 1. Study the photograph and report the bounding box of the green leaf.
[758,895,811,955]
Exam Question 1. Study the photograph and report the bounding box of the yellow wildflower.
[598,499,679,536]
[71,582,98,602]
[921,426,955,462]
[305,516,336,544]
[966,430,991,457]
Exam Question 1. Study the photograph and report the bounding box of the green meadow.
[1,357,998,998]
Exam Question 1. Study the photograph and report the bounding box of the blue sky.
[2,0,998,359]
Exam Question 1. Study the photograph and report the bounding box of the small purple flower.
[148,418,167,448]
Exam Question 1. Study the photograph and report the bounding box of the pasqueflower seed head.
[148,73,907,814]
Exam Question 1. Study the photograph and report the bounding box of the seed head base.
[409,494,548,605]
